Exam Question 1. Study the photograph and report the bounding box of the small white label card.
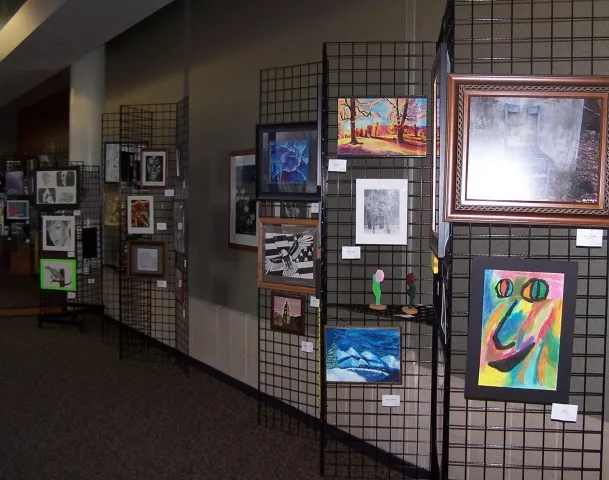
[73,210,81,216]
[25,239,30,244]
[310,203,319,214]
[341,246,361,260]
[184,259,187,268]
[157,280,167,288]
[157,222,167,231]
[328,158,347,172]
[178,222,183,231]
[381,395,401,407]
[164,189,175,197]
[310,296,320,308]
[68,251,75,258]
[84,266,90,274]
[88,278,95,284]
[301,341,314,353]
[551,403,578,423]
[182,309,187,318]
[576,229,603,248]
[67,292,76,299]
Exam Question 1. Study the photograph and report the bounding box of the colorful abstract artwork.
[338,97,427,157]
[465,257,577,404]
[270,140,309,184]
[325,326,401,383]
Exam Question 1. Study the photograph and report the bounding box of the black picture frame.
[465,256,578,404]
[256,122,320,201]
[34,166,80,211]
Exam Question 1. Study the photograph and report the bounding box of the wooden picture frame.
[127,240,166,278]
[258,217,318,294]
[229,149,257,251]
[465,256,578,404]
[430,43,451,259]
[256,122,320,201]
[270,292,305,335]
[140,148,168,188]
[446,74,609,226]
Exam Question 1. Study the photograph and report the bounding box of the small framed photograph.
[127,195,154,235]
[256,122,319,201]
[270,292,305,335]
[6,200,29,220]
[5,170,24,195]
[40,258,77,292]
[338,97,428,157]
[104,191,122,227]
[258,217,318,294]
[430,43,451,259]
[127,240,166,277]
[140,149,167,188]
[356,178,408,245]
[465,256,578,404]
[174,200,186,253]
[325,326,402,383]
[34,167,79,210]
[446,74,609,226]
[42,215,75,252]
[229,149,257,251]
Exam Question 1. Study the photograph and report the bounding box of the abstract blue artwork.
[325,326,401,383]
[270,140,309,184]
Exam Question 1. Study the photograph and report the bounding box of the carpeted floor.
[0,268,40,310]
[0,316,328,480]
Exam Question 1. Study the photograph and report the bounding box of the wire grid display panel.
[101,112,121,343]
[174,96,189,361]
[258,62,321,437]
[321,41,437,479]
[447,1,609,479]
[118,104,178,361]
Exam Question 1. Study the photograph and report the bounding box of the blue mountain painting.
[325,327,401,383]
[269,140,309,184]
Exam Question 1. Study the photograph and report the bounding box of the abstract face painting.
[479,269,564,391]
[466,257,577,404]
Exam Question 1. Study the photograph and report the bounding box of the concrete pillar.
[69,46,105,166]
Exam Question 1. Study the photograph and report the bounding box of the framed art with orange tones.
[127,195,154,235]
[465,256,578,404]
[445,74,609,226]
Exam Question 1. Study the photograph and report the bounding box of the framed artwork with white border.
[140,149,168,188]
[34,167,80,210]
[355,178,408,245]
[6,199,29,220]
[229,149,257,251]
[127,195,154,235]
[42,215,75,252]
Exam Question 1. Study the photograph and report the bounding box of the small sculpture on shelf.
[402,272,418,315]
[370,269,387,311]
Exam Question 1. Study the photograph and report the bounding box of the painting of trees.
[338,97,428,157]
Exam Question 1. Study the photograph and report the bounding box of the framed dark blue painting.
[256,122,320,201]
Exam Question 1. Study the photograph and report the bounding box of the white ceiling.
[0,0,176,108]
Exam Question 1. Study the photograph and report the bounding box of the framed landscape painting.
[465,256,578,404]
[446,74,609,226]
[356,178,408,245]
[256,122,319,201]
[270,293,305,335]
[258,217,318,294]
[325,326,401,383]
[34,167,80,210]
[338,97,427,157]
[430,43,451,259]
[229,149,257,251]
[40,258,77,292]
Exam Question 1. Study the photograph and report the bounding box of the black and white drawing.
[264,232,314,279]
[35,167,79,210]
[104,143,120,183]
[140,149,167,187]
[42,215,75,252]
[137,248,159,272]
[356,178,408,245]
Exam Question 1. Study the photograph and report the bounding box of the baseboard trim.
[98,314,433,479]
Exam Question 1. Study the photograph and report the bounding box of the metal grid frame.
[445,1,608,479]
[257,61,322,437]
[117,103,180,362]
[320,41,439,479]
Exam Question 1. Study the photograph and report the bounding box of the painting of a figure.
[466,257,577,404]
[325,326,401,383]
[270,140,309,184]
[338,97,427,157]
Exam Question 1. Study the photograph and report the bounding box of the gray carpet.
[0,316,328,480]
